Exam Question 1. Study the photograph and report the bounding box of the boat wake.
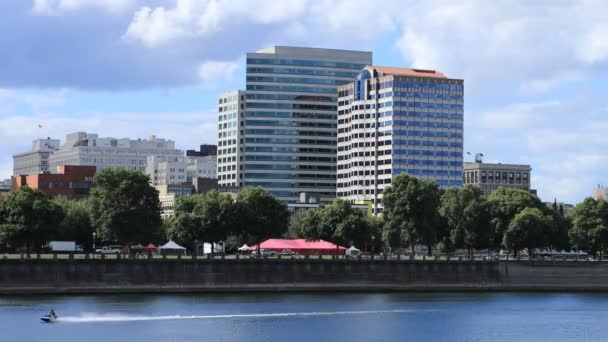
[59,309,416,323]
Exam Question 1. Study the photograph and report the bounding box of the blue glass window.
[354,70,371,101]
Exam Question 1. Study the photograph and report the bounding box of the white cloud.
[0,88,68,113]
[579,23,608,64]
[33,0,137,15]
[468,94,608,203]
[393,1,608,92]
[519,70,587,94]
[197,60,239,86]
[122,0,393,48]
[477,101,561,130]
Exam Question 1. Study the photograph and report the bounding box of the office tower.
[218,46,372,202]
[337,66,464,214]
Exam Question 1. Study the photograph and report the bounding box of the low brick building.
[12,165,96,199]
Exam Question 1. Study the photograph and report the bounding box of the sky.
[1,0,607,204]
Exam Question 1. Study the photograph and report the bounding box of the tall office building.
[217,90,246,187]
[49,132,182,173]
[337,66,464,214]
[13,138,60,175]
[217,46,372,202]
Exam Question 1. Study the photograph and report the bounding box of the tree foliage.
[569,198,608,257]
[0,187,63,251]
[503,207,552,256]
[486,187,546,249]
[293,198,373,248]
[52,198,93,247]
[382,174,441,255]
[439,185,491,257]
[234,187,290,247]
[89,168,161,244]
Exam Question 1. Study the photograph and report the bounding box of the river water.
[1,292,607,341]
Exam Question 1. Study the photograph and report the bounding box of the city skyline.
[1,1,607,204]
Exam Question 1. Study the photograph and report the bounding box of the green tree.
[569,198,608,257]
[486,187,545,250]
[52,198,93,248]
[382,174,441,256]
[234,187,290,250]
[169,191,235,253]
[0,187,64,252]
[169,212,199,245]
[89,168,161,246]
[293,198,373,251]
[439,185,491,258]
[503,207,551,256]
[193,190,235,254]
[291,209,323,240]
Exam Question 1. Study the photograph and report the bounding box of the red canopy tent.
[143,244,157,250]
[251,239,347,255]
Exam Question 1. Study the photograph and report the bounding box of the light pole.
[92,231,96,253]
[371,235,375,254]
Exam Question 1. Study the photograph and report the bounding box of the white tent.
[345,245,361,257]
[160,240,186,255]
[160,240,186,250]
[238,244,251,251]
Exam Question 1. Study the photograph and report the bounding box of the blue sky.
[1,0,607,204]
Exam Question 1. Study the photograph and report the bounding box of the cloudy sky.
[1,0,607,203]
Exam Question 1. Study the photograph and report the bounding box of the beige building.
[594,185,608,201]
[463,162,531,196]
[13,138,60,175]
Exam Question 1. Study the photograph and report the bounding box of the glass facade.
[337,67,464,214]
[243,47,372,203]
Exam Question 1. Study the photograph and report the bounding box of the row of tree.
[380,174,598,257]
[0,168,291,253]
[0,169,165,252]
[168,187,289,252]
[1,169,608,257]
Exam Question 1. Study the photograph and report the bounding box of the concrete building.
[146,155,188,186]
[187,155,217,181]
[218,46,372,202]
[12,138,60,176]
[594,185,608,201]
[0,179,11,199]
[463,162,531,196]
[49,132,182,173]
[217,90,245,188]
[155,184,195,219]
[186,144,217,157]
[337,66,464,214]
[12,165,95,199]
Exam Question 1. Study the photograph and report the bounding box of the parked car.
[251,249,276,258]
[280,249,295,256]
[95,246,123,254]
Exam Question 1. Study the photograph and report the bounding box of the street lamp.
[371,235,375,254]
[92,231,96,253]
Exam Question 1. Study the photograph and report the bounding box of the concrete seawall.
[1,259,608,294]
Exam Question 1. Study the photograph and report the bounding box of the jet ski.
[41,310,57,323]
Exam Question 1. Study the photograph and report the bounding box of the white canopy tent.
[345,246,361,257]
[238,244,251,251]
[160,240,186,255]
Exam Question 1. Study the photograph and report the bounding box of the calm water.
[1,292,607,341]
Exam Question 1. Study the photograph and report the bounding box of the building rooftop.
[371,66,447,79]
[463,162,531,169]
